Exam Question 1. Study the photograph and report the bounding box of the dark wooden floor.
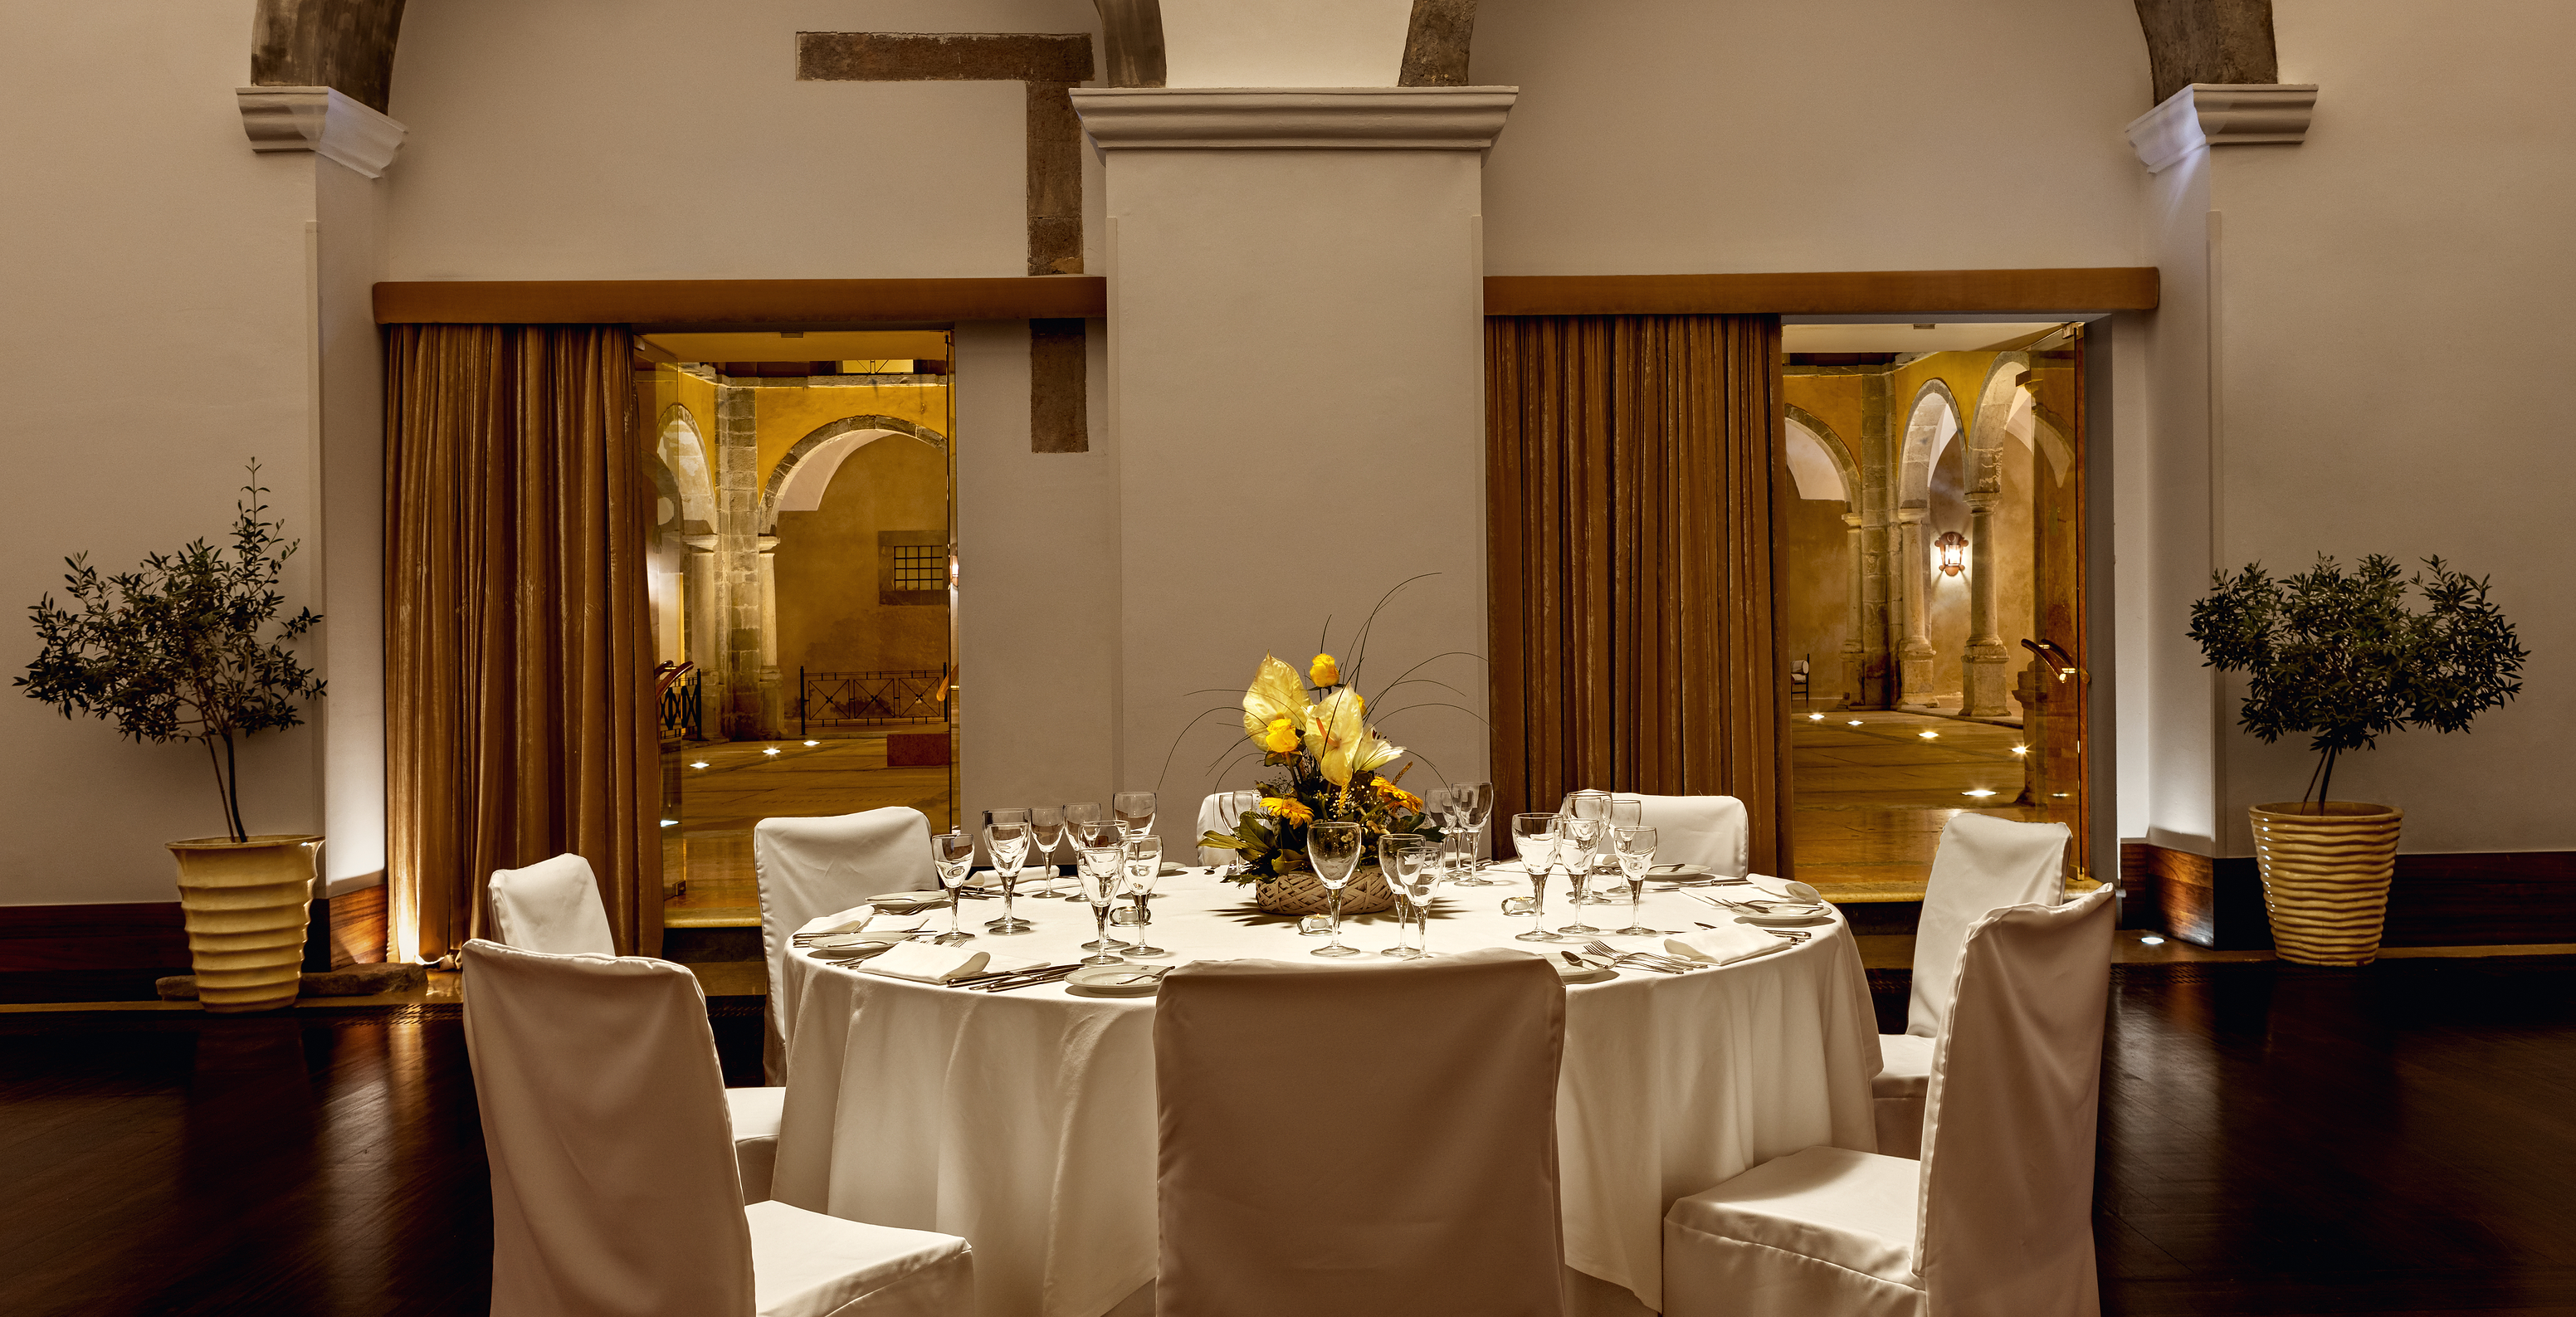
[2,965,2572,1315]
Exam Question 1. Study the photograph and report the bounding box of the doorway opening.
[637,331,959,933]
[1775,320,2091,901]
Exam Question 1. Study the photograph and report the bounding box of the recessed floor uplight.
[1808,713,1825,721]
[690,761,710,769]
[764,747,781,756]
[2052,792,2071,798]
[2139,934,2168,946]
[803,739,820,746]
[1964,788,1997,798]
[1847,719,1863,727]
[1919,730,1939,739]
[2010,744,2028,755]
[660,818,678,827]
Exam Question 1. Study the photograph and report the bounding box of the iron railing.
[799,667,949,734]
[660,670,703,741]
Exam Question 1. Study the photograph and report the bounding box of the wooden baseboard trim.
[2125,842,2576,951]
[0,886,385,1002]
[373,276,1109,325]
[1484,267,2159,316]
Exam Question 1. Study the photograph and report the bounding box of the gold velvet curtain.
[385,324,661,963]
[1486,315,1791,875]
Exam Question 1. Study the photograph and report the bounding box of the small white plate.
[1554,960,1617,985]
[1066,964,1168,997]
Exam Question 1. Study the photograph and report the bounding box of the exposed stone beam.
[2131,0,2277,106]
[1399,0,1479,88]
[251,0,407,115]
[1092,0,1167,88]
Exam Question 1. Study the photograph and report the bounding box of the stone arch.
[656,404,717,532]
[1782,404,1860,505]
[1895,379,1962,510]
[2027,401,2076,485]
[761,414,951,531]
[1964,353,2032,496]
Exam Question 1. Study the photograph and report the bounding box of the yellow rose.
[1258,716,1300,754]
[1263,797,1314,825]
[1310,653,1341,686]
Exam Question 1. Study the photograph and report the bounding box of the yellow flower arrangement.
[1203,650,1438,883]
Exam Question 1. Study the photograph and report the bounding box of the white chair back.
[488,853,617,956]
[461,939,754,1317]
[754,807,935,1081]
[1196,792,1252,866]
[1621,793,1751,877]
[1154,949,1568,1317]
[1907,813,2069,1039]
[1917,885,2114,1316]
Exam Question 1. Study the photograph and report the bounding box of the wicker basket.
[2248,802,2403,967]
[1251,865,1396,917]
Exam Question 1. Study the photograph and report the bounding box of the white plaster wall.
[2201,0,2576,854]
[0,0,327,904]
[1473,0,2154,276]
[315,162,388,891]
[383,0,1103,280]
[1159,0,1412,88]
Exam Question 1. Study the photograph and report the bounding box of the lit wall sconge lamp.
[1934,531,1969,577]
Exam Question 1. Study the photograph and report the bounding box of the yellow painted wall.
[754,382,949,491]
[773,434,951,679]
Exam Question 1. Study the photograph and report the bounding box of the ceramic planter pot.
[167,835,322,1012]
[1251,864,1396,917]
[2247,802,2401,966]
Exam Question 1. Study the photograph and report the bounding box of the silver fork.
[1581,939,1699,973]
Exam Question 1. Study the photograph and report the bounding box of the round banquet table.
[769,866,1884,1317]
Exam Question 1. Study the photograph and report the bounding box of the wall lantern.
[1934,531,1969,577]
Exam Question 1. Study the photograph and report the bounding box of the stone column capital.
[1895,506,1926,525]
[237,86,406,178]
[1071,85,1516,151]
[1841,511,1864,529]
[1964,490,2001,511]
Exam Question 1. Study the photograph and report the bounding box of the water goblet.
[930,831,977,945]
[1072,817,1125,852]
[1595,796,1644,899]
[1305,822,1366,958]
[1377,833,1431,958]
[982,816,1035,933]
[1112,791,1157,842]
[1507,813,1561,944]
[1451,781,1500,884]
[1074,844,1128,966]
[1556,793,1608,935]
[1030,805,1071,897]
[1612,825,1661,936]
[1120,837,1169,958]
[1397,837,1444,957]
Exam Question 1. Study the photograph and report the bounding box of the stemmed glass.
[1556,793,1608,935]
[1612,825,1661,936]
[1590,797,1644,901]
[1378,833,1431,958]
[982,812,1034,934]
[1507,813,1561,944]
[1059,802,1105,899]
[1450,781,1500,884]
[1030,805,1069,896]
[1305,821,1365,958]
[1075,842,1128,966]
[1120,837,1168,958]
[929,832,977,945]
[1112,792,1157,842]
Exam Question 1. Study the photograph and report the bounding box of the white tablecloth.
[772,867,1882,1317]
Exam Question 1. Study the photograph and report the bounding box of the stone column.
[715,383,764,741]
[1961,490,2012,715]
[1856,372,1894,708]
[1839,510,1866,708]
[1895,508,1936,706]
[1075,88,1510,834]
[756,534,783,739]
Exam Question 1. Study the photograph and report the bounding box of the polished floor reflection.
[1791,710,2041,900]
[8,958,2570,1315]
[667,727,954,929]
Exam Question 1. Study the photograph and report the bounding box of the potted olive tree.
[2189,554,2524,965]
[17,466,326,1011]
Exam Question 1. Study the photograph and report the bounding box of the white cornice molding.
[237,86,407,178]
[1071,86,1516,150]
[2126,83,2317,173]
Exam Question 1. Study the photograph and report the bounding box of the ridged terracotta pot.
[168,835,322,1012]
[1251,865,1396,917]
[2247,802,2401,967]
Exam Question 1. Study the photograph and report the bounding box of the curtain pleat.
[1486,315,1791,875]
[386,324,661,962]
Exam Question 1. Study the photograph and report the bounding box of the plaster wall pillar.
[1895,508,1936,706]
[1075,87,1510,841]
[715,384,763,740]
[1962,490,2011,715]
[1838,510,1865,708]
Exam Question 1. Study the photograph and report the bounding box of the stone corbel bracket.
[1071,86,1516,150]
[2126,83,2316,174]
[238,85,407,178]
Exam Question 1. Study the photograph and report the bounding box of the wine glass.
[1377,832,1430,958]
[1305,821,1365,958]
[1598,796,1644,899]
[1031,805,1070,896]
[1450,780,1500,884]
[1073,817,1126,852]
[1074,842,1128,966]
[1120,836,1168,957]
[1058,802,1105,898]
[1112,791,1157,842]
[1507,813,1561,944]
[1556,793,1608,935]
[1612,825,1661,936]
[930,831,977,945]
[982,816,1034,934]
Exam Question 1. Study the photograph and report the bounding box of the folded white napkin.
[796,905,931,937]
[1666,923,1788,967]
[858,940,1046,984]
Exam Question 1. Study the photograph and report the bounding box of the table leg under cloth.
[771,887,1881,1317]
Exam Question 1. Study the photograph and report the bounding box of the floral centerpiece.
[1199,652,1441,915]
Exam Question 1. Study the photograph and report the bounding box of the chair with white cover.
[1661,885,2115,1317]
[1873,813,2071,1157]
[1618,793,1753,878]
[488,853,617,958]
[1154,949,1569,1317]
[1195,791,1256,868]
[461,939,973,1317]
[488,851,789,1202]
[754,807,935,1083]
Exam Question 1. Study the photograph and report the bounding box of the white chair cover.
[461,939,974,1317]
[728,1086,785,1204]
[1661,886,2114,1317]
[1154,949,1569,1317]
[1623,793,1752,878]
[488,853,617,956]
[1876,812,2070,1156]
[754,807,934,1082]
[1195,792,1247,867]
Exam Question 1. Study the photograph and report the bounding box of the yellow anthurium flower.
[1310,688,1401,786]
[1310,653,1341,686]
[1242,654,1310,741]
